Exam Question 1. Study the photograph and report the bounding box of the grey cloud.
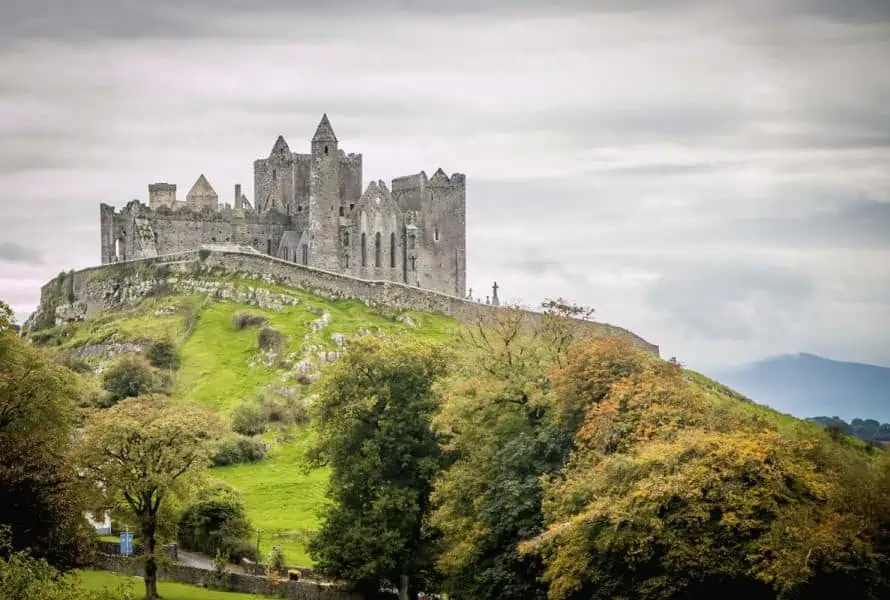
[646,262,815,341]
[0,242,43,265]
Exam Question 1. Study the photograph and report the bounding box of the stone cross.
[491,281,500,307]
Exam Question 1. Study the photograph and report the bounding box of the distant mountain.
[714,353,890,423]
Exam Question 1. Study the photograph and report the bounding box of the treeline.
[306,300,890,600]
[810,416,890,443]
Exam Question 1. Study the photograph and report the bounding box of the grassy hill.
[29,276,461,565]
[28,271,868,574]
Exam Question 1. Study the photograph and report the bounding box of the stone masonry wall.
[94,554,367,600]
[28,247,659,356]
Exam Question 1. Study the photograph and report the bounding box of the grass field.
[211,426,329,565]
[75,569,269,599]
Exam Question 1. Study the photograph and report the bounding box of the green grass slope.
[76,569,269,599]
[31,276,460,566]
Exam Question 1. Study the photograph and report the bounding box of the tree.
[0,304,95,569]
[77,395,223,600]
[178,483,255,561]
[522,341,890,600]
[306,336,449,599]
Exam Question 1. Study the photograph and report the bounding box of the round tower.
[307,114,341,271]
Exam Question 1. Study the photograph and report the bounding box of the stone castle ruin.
[100,115,467,297]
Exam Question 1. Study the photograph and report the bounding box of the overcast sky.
[1,0,888,373]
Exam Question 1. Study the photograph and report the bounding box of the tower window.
[361,233,367,267]
[339,206,345,216]
[375,232,382,268]
[349,203,354,211]
[390,232,396,268]
[434,226,439,242]
[301,243,308,265]
[272,169,277,181]
[343,231,349,247]
[410,256,416,271]
[324,145,328,155]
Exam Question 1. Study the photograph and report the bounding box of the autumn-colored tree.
[523,341,890,600]
[306,336,449,599]
[0,299,95,569]
[431,303,644,600]
[77,395,224,600]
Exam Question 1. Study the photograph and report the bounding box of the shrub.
[257,327,283,351]
[145,339,180,370]
[101,356,157,406]
[178,489,255,562]
[261,392,310,426]
[211,435,268,466]
[56,351,93,374]
[231,400,268,436]
[232,312,267,330]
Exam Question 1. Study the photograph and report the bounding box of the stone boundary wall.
[29,247,659,356]
[94,554,368,600]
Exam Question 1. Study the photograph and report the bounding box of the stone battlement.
[27,246,659,357]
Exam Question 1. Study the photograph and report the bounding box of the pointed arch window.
[343,231,349,247]
[301,243,308,265]
[375,232,382,268]
[390,233,396,268]
[361,233,367,267]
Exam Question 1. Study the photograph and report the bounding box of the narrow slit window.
[374,232,382,268]
[390,232,396,268]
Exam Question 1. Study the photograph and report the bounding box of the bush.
[231,400,268,436]
[257,327,283,351]
[55,351,93,374]
[232,312,267,330]
[145,339,180,370]
[178,489,255,562]
[211,435,268,466]
[261,392,310,427]
[101,356,158,406]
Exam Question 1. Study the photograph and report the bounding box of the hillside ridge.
[25,245,659,356]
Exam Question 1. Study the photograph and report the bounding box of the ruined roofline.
[52,246,660,357]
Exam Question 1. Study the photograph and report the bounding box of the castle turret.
[148,183,176,209]
[307,114,341,271]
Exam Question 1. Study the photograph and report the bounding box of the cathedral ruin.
[100,115,467,297]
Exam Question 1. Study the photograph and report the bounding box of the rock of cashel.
[29,114,658,356]
[101,114,466,297]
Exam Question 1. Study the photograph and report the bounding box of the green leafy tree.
[230,399,268,436]
[307,336,449,599]
[178,483,255,561]
[0,304,95,569]
[77,395,224,600]
[431,303,645,600]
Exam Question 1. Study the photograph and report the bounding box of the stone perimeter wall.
[28,248,659,356]
[94,554,367,600]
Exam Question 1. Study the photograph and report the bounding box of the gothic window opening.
[349,204,354,211]
[345,254,349,268]
[301,243,308,265]
[361,233,367,267]
[339,207,345,216]
[293,250,297,262]
[272,169,277,181]
[434,226,439,242]
[344,231,350,246]
[267,240,272,255]
[375,232,382,268]
[390,232,396,268]
[324,145,328,155]
[410,256,416,271]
